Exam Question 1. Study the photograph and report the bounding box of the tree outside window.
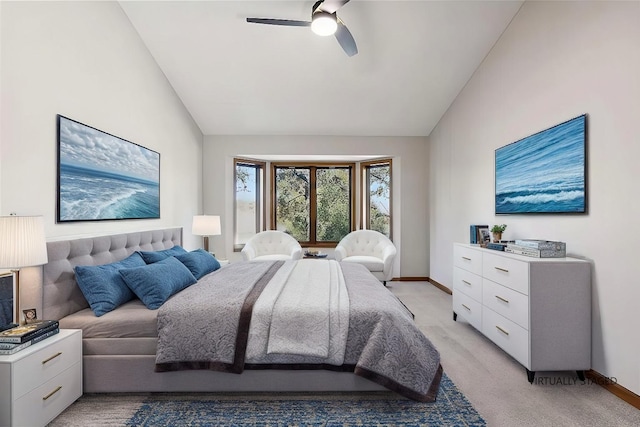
[234,159,265,249]
[234,158,390,250]
[273,163,354,245]
[273,167,310,241]
[362,160,392,239]
[316,168,351,242]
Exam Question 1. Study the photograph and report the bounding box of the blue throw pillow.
[174,249,221,280]
[119,256,197,310]
[138,245,188,264]
[74,252,146,317]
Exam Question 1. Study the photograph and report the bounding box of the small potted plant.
[490,224,507,242]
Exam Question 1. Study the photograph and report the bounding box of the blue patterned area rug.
[126,373,485,426]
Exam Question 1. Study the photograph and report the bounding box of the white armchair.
[241,231,303,261]
[334,230,396,285]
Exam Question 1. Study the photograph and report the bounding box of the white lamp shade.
[192,215,221,236]
[0,216,48,269]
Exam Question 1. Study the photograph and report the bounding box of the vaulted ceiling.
[120,1,523,136]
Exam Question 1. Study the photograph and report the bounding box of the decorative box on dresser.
[0,329,82,427]
[452,243,591,382]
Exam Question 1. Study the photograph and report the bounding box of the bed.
[42,228,441,401]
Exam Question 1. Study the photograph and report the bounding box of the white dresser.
[0,329,82,427]
[452,243,591,382]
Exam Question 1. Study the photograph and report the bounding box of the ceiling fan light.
[311,11,337,36]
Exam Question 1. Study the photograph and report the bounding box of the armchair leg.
[383,281,387,286]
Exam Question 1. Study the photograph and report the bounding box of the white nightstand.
[0,329,83,427]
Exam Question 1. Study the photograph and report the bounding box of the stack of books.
[486,241,515,251]
[486,242,507,251]
[470,225,489,244]
[505,240,567,258]
[0,320,60,355]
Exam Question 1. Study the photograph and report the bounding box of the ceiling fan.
[246,0,358,57]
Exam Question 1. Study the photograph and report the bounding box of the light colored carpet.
[390,281,640,427]
[48,373,485,426]
[48,281,640,426]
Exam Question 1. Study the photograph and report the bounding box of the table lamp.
[0,215,48,325]
[192,215,221,253]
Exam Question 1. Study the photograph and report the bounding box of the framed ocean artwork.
[56,115,160,222]
[495,114,587,215]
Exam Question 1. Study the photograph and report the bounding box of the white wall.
[203,135,429,278]
[429,1,640,395]
[0,2,3,216]
[0,1,203,247]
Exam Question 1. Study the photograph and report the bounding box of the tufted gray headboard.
[42,228,182,320]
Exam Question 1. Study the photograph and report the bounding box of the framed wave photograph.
[57,115,160,222]
[495,114,587,215]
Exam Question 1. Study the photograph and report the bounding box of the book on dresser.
[470,224,489,244]
[0,322,18,333]
[506,240,566,258]
[0,320,59,344]
[486,242,507,251]
[513,239,566,251]
[0,327,60,354]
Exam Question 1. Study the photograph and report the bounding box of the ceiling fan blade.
[246,18,311,27]
[318,0,351,14]
[335,19,358,56]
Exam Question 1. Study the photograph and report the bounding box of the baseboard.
[427,277,452,295]
[396,279,638,410]
[392,276,429,282]
[586,370,640,410]
[393,279,638,410]
[390,276,452,295]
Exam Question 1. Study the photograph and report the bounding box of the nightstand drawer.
[482,307,529,368]
[13,362,82,427]
[454,245,482,275]
[453,290,482,330]
[453,267,482,302]
[13,331,82,399]
[482,252,529,295]
[483,279,529,330]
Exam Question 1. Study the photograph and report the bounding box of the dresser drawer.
[13,362,82,427]
[482,252,529,295]
[453,243,591,381]
[483,279,529,330]
[453,290,482,330]
[482,308,529,368]
[453,267,482,302]
[13,331,82,399]
[453,245,482,275]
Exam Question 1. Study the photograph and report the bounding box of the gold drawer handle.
[42,386,62,401]
[462,280,471,286]
[42,352,62,365]
[462,256,471,261]
[462,304,471,311]
[495,295,509,304]
[496,326,509,336]
[494,266,509,273]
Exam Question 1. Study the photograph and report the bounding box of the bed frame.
[42,228,386,393]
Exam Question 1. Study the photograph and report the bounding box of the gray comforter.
[155,260,442,402]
